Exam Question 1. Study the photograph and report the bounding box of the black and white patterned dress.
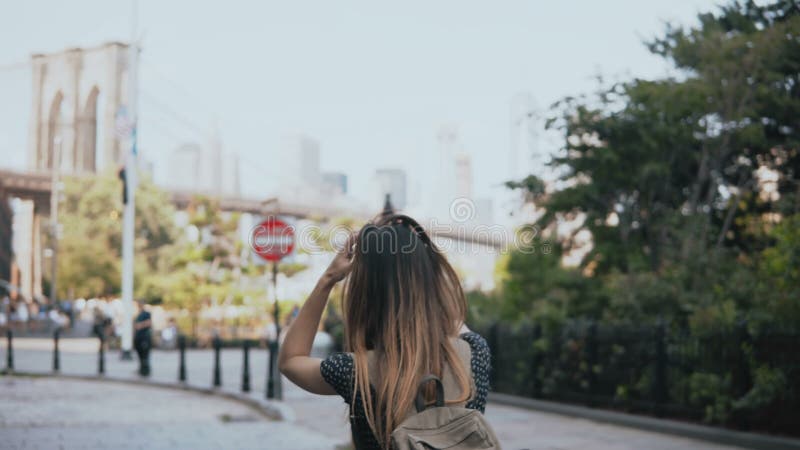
[320,332,491,450]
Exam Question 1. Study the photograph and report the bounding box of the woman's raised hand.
[322,232,356,284]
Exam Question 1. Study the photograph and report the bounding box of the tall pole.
[120,0,139,360]
[49,138,61,307]
[267,261,282,399]
[272,262,280,339]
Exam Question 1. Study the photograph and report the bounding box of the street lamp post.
[120,0,139,360]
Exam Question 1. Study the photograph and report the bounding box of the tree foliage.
[55,171,178,300]
[498,0,800,330]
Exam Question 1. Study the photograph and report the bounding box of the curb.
[2,371,289,422]
[489,392,800,450]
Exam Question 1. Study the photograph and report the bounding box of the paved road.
[0,377,338,450]
[2,338,742,450]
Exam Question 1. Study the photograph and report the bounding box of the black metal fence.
[477,321,800,436]
[1,329,284,400]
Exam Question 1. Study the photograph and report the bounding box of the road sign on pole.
[251,217,295,262]
[250,217,294,400]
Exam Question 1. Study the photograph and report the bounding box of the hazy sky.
[0,0,719,221]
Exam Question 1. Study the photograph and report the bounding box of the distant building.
[204,129,224,194]
[454,152,494,224]
[371,168,407,210]
[281,134,321,199]
[433,125,461,220]
[168,143,202,192]
[11,200,38,300]
[321,172,347,196]
[454,152,473,199]
[167,133,240,196]
[221,152,241,197]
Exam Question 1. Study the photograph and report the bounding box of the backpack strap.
[415,374,445,412]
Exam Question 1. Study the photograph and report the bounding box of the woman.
[279,214,491,449]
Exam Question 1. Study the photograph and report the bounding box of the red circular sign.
[251,217,295,262]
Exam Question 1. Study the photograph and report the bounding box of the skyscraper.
[281,134,321,199]
[454,152,473,199]
[204,128,224,194]
[168,137,239,196]
[371,169,407,210]
[221,152,241,196]
[321,171,347,196]
[168,142,202,191]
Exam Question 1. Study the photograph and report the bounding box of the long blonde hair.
[342,214,472,449]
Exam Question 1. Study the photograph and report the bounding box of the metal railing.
[2,329,285,399]
[477,320,800,437]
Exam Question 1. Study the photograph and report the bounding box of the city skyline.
[0,0,717,224]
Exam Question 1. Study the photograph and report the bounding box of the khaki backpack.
[390,374,501,449]
[366,338,501,449]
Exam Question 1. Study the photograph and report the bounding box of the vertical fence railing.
[212,335,222,387]
[266,339,280,400]
[733,320,752,429]
[653,320,667,416]
[484,319,798,435]
[530,323,542,398]
[98,334,105,375]
[241,340,251,393]
[53,328,60,372]
[178,335,187,382]
[586,322,598,406]
[5,329,13,372]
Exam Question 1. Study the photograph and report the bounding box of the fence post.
[266,339,282,400]
[178,335,187,382]
[734,320,752,396]
[213,335,222,387]
[5,329,13,372]
[241,340,251,393]
[98,333,105,375]
[586,321,598,406]
[733,320,752,429]
[530,323,542,398]
[53,328,60,372]
[653,320,668,416]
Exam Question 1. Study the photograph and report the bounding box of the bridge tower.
[28,42,130,174]
[9,43,130,302]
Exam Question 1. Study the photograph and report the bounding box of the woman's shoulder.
[320,351,355,377]
[458,331,491,412]
[459,331,490,354]
[320,352,355,400]
[458,331,491,376]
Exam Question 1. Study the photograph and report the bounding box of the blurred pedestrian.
[92,307,105,338]
[133,300,152,376]
[160,317,178,349]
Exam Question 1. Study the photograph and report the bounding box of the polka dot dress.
[320,332,491,450]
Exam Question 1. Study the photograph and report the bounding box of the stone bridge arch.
[27,42,129,175]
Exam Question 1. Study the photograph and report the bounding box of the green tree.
[54,171,178,300]
[506,0,800,327]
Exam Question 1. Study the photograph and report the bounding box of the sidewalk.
[1,376,338,450]
[2,338,742,450]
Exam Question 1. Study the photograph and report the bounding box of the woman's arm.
[278,234,354,395]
